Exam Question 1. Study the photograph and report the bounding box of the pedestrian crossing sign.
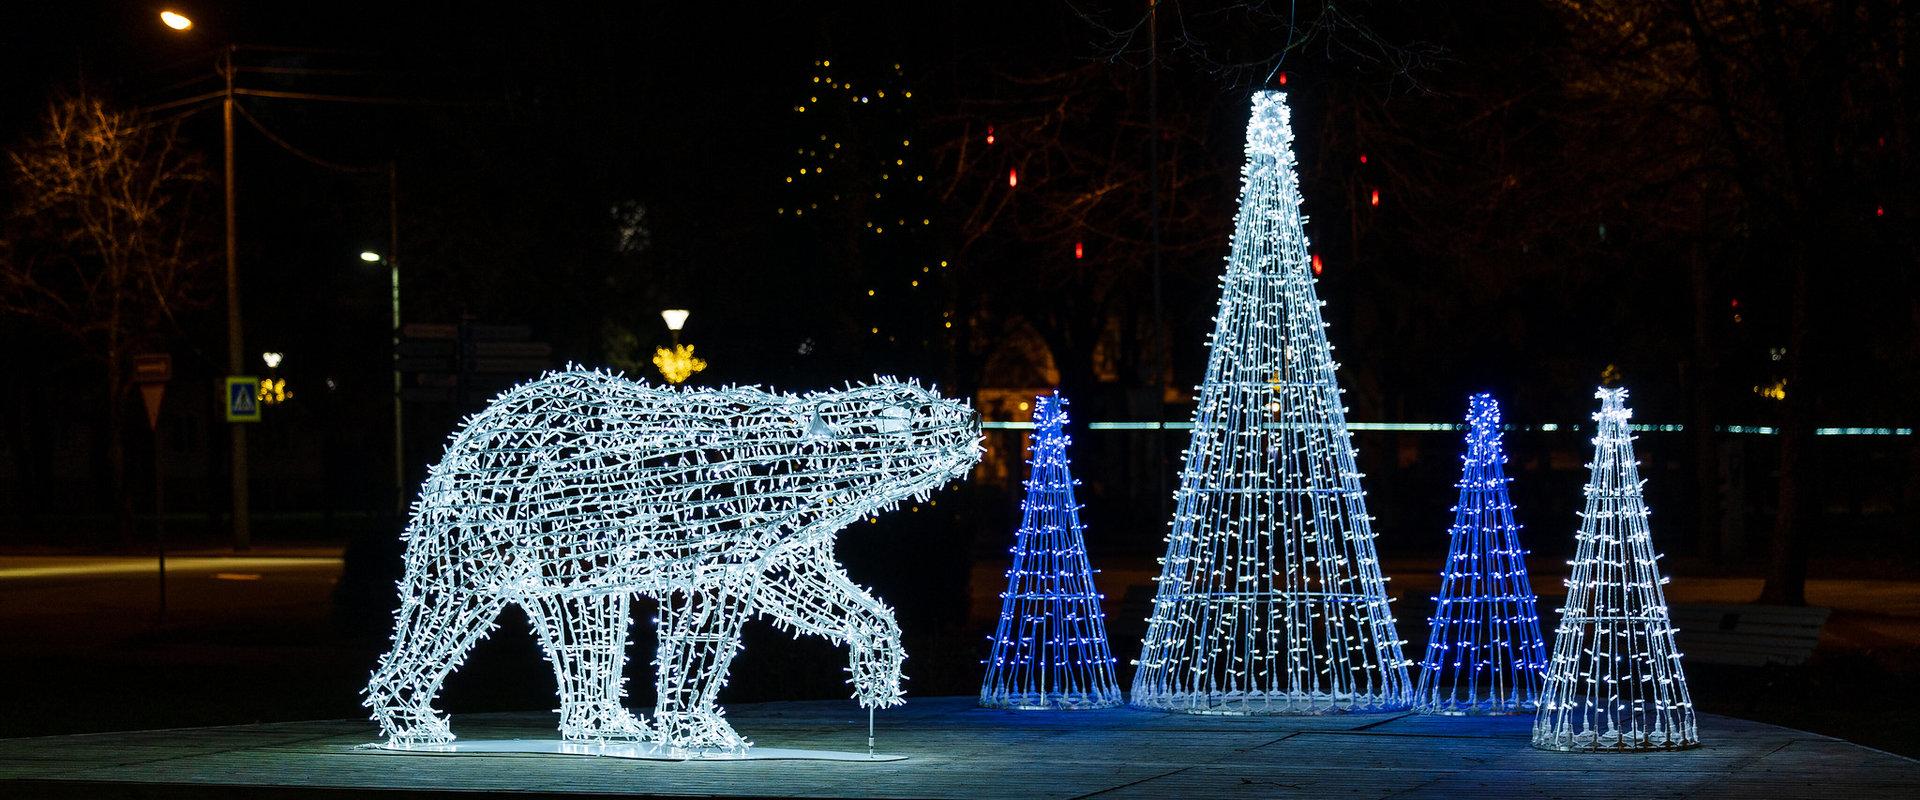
[226,376,261,422]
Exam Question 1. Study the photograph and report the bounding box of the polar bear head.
[779,378,980,528]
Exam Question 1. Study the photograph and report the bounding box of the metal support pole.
[389,162,405,516]
[222,46,250,551]
[1147,0,1168,519]
[154,423,167,623]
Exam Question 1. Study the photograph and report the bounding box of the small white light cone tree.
[980,392,1123,710]
[1533,388,1700,751]
[1414,393,1549,715]
[1131,90,1411,715]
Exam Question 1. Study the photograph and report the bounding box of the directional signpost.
[397,322,552,404]
[392,321,550,514]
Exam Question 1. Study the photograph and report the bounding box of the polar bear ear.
[803,405,837,440]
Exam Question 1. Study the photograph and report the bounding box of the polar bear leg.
[366,586,507,745]
[650,585,752,750]
[526,591,647,741]
[756,544,907,709]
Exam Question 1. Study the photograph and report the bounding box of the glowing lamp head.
[661,308,690,332]
[359,251,382,263]
[262,351,284,369]
[160,10,193,31]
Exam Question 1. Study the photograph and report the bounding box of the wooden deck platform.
[2,696,1916,798]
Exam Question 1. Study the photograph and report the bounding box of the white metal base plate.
[360,739,906,762]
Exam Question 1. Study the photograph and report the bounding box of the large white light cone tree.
[1131,91,1411,715]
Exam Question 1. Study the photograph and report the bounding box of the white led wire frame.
[364,369,981,751]
[1414,393,1549,715]
[980,393,1123,710]
[1533,388,1699,751]
[1132,91,1411,715]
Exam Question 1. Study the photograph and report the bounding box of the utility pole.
[389,162,405,516]
[222,45,250,552]
[157,12,414,548]
[1147,0,1168,520]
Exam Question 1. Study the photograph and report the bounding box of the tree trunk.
[1759,259,1811,605]
[1687,244,1723,559]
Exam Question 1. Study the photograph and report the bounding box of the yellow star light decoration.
[652,344,708,384]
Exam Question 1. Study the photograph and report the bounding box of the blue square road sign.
[226,376,261,422]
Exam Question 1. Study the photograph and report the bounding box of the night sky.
[1,2,1913,557]
[2,1,1918,765]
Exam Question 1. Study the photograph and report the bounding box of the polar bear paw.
[649,711,750,751]
[561,705,650,742]
[383,715,455,748]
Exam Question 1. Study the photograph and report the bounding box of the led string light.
[779,58,948,347]
[1533,388,1699,752]
[1131,91,1411,715]
[980,392,1122,710]
[1414,393,1549,715]
[365,368,982,752]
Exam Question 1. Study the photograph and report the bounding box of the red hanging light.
[1311,253,1324,276]
[1074,241,1084,260]
[1369,188,1381,207]
[1359,153,1368,164]
[986,125,996,146]
[1277,71,1289,86]
[1008,168,1018,188]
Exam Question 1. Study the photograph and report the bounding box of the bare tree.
[1069,0,1447,91]
[1,94,213,544]
[1541,0,1915,604]
[933,64,1233,402]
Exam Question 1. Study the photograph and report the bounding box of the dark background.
[0,0,1914,758]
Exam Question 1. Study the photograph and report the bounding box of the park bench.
[1669,603,1831,667]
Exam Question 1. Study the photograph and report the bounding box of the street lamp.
[158,15,405,546]
[653,309,706,384]
[359,251,404,515]
[161,15,250,549]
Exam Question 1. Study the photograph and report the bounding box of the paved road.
[0,553,343,654]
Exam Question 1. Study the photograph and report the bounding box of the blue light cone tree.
[1533,388,1700,751]
[1131,91,1411,715]
[1414,393,1549,715]
[980,392,1123,710]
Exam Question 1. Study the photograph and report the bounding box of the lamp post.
[158,10,250,550]
[161,11,409,541]
[661,309,690,342]
[652,309,706,385]
[362,250,404,515]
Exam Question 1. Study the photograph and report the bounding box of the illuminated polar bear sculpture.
[365,369,981,751]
